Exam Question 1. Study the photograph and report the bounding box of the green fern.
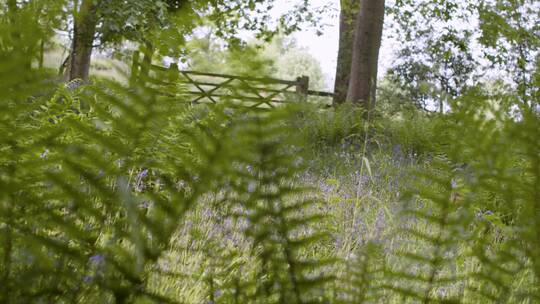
[382,89,540,303]
[336,242,386,303]
[2,4,540,304]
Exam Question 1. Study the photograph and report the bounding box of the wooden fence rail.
[131,51,334,108]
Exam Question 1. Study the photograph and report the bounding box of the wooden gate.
[130,51,333,108]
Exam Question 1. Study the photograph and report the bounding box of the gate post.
[296,76,309,102]
[130,50,140,86]
[168,62,179,82]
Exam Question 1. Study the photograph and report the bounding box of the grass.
[138,101,537,303]
[5,48,536,301]
[138,104,424,302]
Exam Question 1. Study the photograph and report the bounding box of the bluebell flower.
[83,275,93,284]
[137,169,149,179]
[89,254,105,266]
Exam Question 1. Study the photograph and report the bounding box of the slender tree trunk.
[39,39,45,69]
[333,0,359,105]
[8,0,35,71]
[6,0,20,47]
[6,0,18,22]
[139,41,155,80]
[346,0,386,111]
[68,0,99,81]
[6,0,19,31]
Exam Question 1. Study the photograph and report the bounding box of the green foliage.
[1,84,329,303]
[185,32,327,89]
[375,113,444,158]
[383,87,540,302]
[388,0,478,111]
[185,31,276,76]
[63,0,325,59]
[292,86,540,302]
[337,242,386,303]
[2,2,540,304]
[389,0,539,111]
[266,37,327,90]
[477,0,539,104]
[1,17,331,299]
[293,103,365,149]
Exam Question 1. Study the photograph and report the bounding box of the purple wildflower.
[40,149,49,159]
[137,169,149,179]
[89,254,105,266]
[83,275,94,284]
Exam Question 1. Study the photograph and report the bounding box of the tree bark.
[139,41,155,80]
[333,0,359,105]
[6,0,20,48]
[6,0,18,22]
[346,0,386,111]
[6,0,18,28]
[7,0,34,70]
[68,0,99,81]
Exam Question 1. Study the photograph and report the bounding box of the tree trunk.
[39,39,45,69]
[68,0,98,81]
[333,0,359,105]
[346,0,386,111]
[139,41,155,80]
[6,0,19,32]
[8,0,36,71]
[6,0,18,24]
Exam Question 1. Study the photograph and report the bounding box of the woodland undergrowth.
[1,14,540,304]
